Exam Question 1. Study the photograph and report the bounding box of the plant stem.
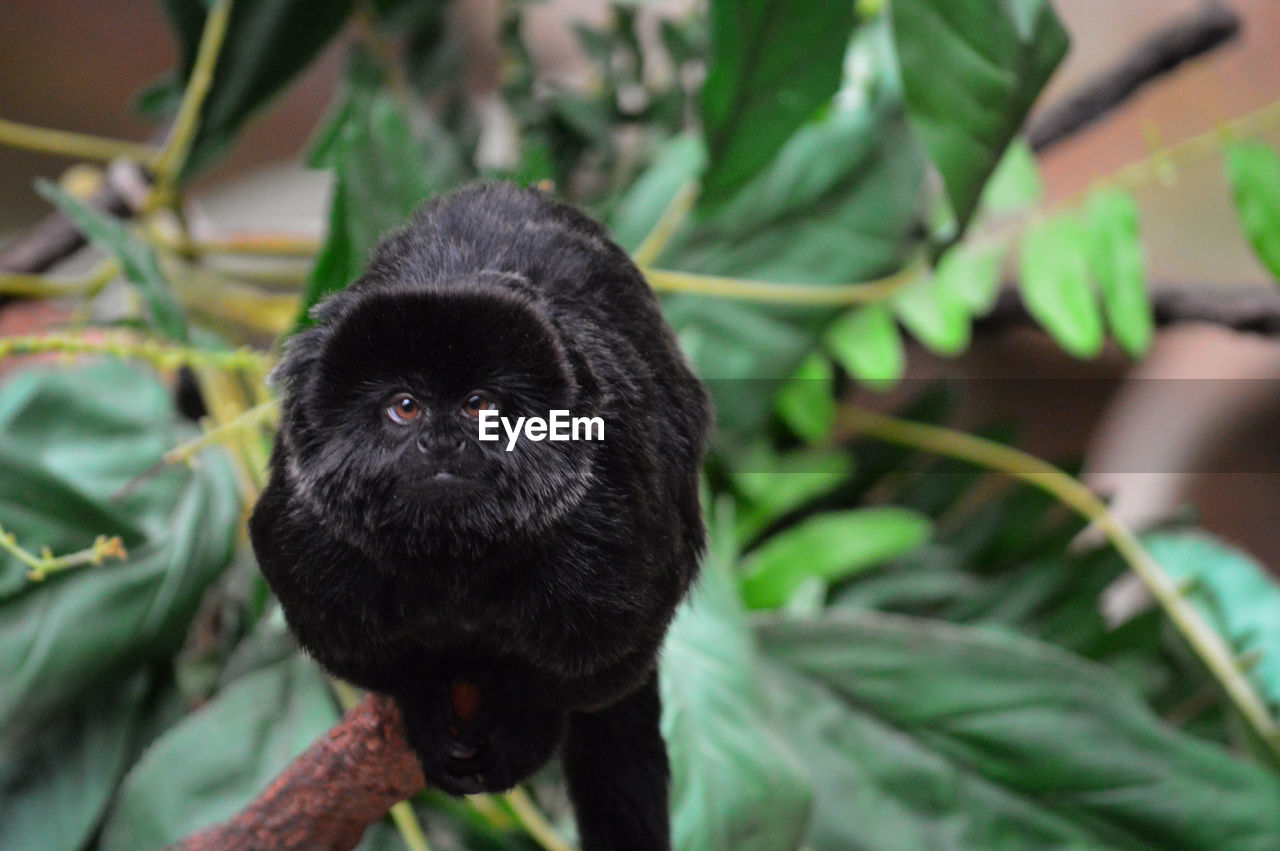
[0,333,272,375]
[836,405,1280,762]
[643,261,922,306]
[0,521,127,582]
[503,787,574,851]
[0,117,158,163]
[631,180,698,268]
[153,0,235,186]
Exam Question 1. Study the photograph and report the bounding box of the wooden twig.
[167,695,426,851]
[1028,1,1241,153]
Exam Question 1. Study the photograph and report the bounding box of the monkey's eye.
[386,394,421,424]
[461,391,496,418]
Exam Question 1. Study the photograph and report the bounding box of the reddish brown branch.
[167,694,425,851]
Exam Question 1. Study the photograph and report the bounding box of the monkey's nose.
[417,436,467,458]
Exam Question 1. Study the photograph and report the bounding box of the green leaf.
[297,66,468,327]
[891,270,971,355]
[825,304,905,389]
[1223,139,1280,283]
[934,244,1004,315]
[979,137,1044,214]
[889,0,1068,227]
[0,669,167,851]
[776,354,836,443]
[760,610,1280,850]
[156,0,356,176]
[1086,188,1152,357]
[35,180,189,342]
[1147,530,1280,715]
[1019,214,1105,358]
[100,653,339,850]
[607,134,706,253]
[699,0,857,207]
[728,444,856,543]
[741,507,932,609]
[0,362,240,748]
[661,502,813,851]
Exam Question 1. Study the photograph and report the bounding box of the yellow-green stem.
[643,261,921,306]
[0,333,272,374]
[837,405,1280,762]
[504,787,575,851]
[0,117,158,163]
[1,521,127,582]
[631,181,698,268]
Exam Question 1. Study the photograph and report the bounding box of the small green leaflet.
[1086,188,1151,357]
[1019,213,1104,358]
[825,304,905,389]
[776,354,838,443]
[1224,139,1280,283]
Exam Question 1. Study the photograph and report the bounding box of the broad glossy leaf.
[661,503,812,851]
[100,653,338,850]
[35,180,188,342]
[0,362,239,748]
[825,304,905,388]
[1019,214,1104,358]
[0,669,167,851]
[891,270,971,355]
[741,507,932,609]
[890,0,1068,227]
[157,0,356,176]
[1223,140,1280,283]
[1086,188,1151,357]
[760,610,1280,850]
[298,70,468,326]
[1147,530,1280,714]
[699,0,857,206]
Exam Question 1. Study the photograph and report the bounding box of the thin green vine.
[0,333,272,375]
[836,404,1280,762]
[0,521,127,582]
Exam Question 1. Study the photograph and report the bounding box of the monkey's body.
[250,183,710,850]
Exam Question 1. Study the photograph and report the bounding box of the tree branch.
[166,694,426,851]
[1028,1,1241,153]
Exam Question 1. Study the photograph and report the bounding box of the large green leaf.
[1086,188,1151,357]
[0,669,174,851]
[741,507,932,609]
[760,610,1280,850]
[100,653,338,850]
[0,362,240,748]
[1223,139,1280,283]
[661,503,813,850]
[1147,530,1280,715]
[156,0,357,176]
[699,0,857,207]
[889,0,1068,227]
[35,180,189,342]
[1019,214,1104,358]
[297,59,468,327]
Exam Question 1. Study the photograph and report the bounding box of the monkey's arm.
[563,672,671,851]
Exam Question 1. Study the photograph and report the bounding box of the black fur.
[249,182,710,849]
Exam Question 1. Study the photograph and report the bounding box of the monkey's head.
[273,273,600,559]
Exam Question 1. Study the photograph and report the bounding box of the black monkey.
[249,182,711,850]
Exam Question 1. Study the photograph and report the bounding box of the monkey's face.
[282,280,598,558]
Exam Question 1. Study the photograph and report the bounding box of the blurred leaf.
[662,502,813,851]
[0,669,168,851]
[760,610,1280,850]
[776,354,837,443]
[728,445,856,543]
[156,0,356,176]
[1019,214,1104,358]
[100,653,338,850]
[741,507,932,609]
[1086,188,1152,357]
[1223,139,1280,283]
[891,271,971,355]
[889,0,1067,227]
[35,180,189,342]
[934,244,1004,315]
[825,304,905,389]
[0,362,239,748]
[608,134,706,253]
[298,63,468,326]
[699,0,857,207]
[980,137,1044,214]
[1147,530,1280,715]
